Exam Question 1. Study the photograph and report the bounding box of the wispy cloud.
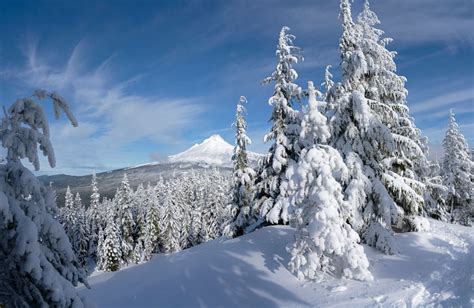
[410,87,474,115]
[8,39,206,174]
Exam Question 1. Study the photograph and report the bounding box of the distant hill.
[39,163,231,208]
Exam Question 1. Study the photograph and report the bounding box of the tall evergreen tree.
[74,192,83,208]
[224,96,256,237]
[0,90,87,306]
[328,0,399,253]
[116,174,135,263]
[423,160,449,221]
[143,203,160,261]
[287,81,372,281]
[98,210,121,272]
[321,65,334,104]
[161,194,182,253]
[65,186,74,209]
[442,110,472,225]
[253,26,303,226]
[356,0,429,231]
[86,171,101,261]
[71,193,89,268]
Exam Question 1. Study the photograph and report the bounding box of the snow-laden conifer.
[224,96,256,237]
[161,193,182,253]
[442,110,472,225]
[287,81,372,281]
[0,90,86,306]
[423,160,449,221]
[143,202,160,261]
[116,173,135,263]
[86,171,101,261]
[253,26,303,226]
[328,0,398,253]
[321,65,334,104]
[99,210,121,272]
[356,0,429,231]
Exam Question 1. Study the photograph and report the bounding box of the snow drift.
[80,219,473,307]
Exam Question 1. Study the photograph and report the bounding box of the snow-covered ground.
[80,219,473,307]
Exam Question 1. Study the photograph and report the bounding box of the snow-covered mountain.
[168,134,262,167]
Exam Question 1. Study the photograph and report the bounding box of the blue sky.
[1,0,473,175]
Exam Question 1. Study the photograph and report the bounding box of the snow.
[80,219,473,307]
[136,135,262,168]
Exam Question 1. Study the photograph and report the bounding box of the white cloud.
[10,39,206,174]
[410,87,474,115]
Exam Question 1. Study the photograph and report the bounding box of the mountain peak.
[206,134,226,142]
[167,134,261,167]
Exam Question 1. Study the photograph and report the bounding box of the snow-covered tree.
[287,147,373,281]
[98,211,121,272]
[202,170,229,241]
[442,110,472,225]
[64,192,89,269]
[0,90,87,306]
[143,202,160,261]
[224,96,256,237]
[287,81,372,281]
[132,183,147,247]
[86,171,101,261]
[189,191,205,246]
[253,26,303,226]
[321,65,334,103]
[160,193,182,253]
[65,186,74,209]
[116,173,135,263]
[90,172,100,209]
[356,0,428,231]
[74,192,83,208]
[328,0,399,254]
[423,160,449,221]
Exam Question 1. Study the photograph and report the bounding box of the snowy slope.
[167,134,262,167]
[80,219,473,307]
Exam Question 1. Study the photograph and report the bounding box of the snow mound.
[168,134,261,167]
[80,219,473,307]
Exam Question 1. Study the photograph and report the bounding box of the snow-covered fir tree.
[203,169,229,240]
[65,186,74,209]
[327,0,398,254]
[143,201,160,261]
[74,192,83,208]
[98,210,121,272]
[224,96,256,237]
[67,192,89,269]
[0,90,87,306]
[423,160,449,222]
[189,184,206,246]
[442,110,472,225]
[86,171,101,261]
[253,26,303,226]
[116,173,135,263]
[321,65,334,104]
[160,193,182,253]
[356,0,429,231]
[287,81,372,281]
